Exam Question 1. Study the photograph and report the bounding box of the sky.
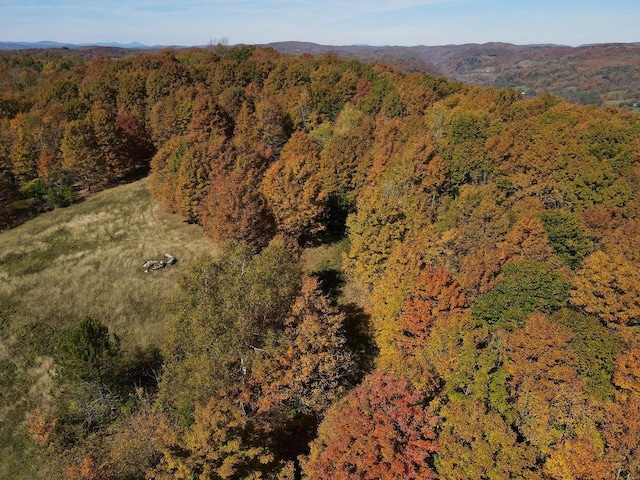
[0,0,639,47]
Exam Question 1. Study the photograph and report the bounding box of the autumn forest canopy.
[1,44,640,479]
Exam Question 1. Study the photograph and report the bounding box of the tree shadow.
[300,193,353,248]
[320,193,352,244]
[118,346,163,393]
[341,303,378,382]
[311,268,377,382]
[312,268,345,299]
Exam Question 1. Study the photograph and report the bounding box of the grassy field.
[0,178,216,478]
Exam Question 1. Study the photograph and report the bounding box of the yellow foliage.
[571,250,640,326]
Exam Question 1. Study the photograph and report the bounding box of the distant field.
[0,178,215,478]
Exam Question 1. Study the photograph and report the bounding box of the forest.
[0,44,639,479]
[268,41,640,111]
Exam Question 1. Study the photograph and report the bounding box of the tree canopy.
[2,45,639,480]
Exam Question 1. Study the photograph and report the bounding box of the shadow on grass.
[342,302,378,382]
[313,268,346,298]
[312,267,377,383]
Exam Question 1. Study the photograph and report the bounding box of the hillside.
[3,39,639,110]
[0,178,215,478]
[0,45,639,479]
[268,41,640,110]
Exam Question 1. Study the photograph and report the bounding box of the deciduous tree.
[385,266,467,387]
[472,260,570,328]
[571,250,640,326]
[503,313,593,456]
[571,218,640,327]
[304,371,439,480]
[539,209,592,268]
[155,395,273,480]
[602,347,640,478]
[199,169,275,251]
[252,276,353,416]
[436,397,539,479]
[261,132,327,241]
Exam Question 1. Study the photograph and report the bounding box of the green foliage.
[552,308,625,399]
[539,209,592,268]
[160,239,303,411]
[48,79,79,104]
[18,178,75,211]
[472,260,570,328]
[586,117,638,169]
[309,61,349,121]
[441,111,494,189]
[47,183,74,207]
[450,112,488,144]
[49,318,126,443]
[57,317,121,384]
[230,44,254,63]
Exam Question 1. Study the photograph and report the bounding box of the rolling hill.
[3,39,639,109]
[267,41,640,109]
[0,178,215,478]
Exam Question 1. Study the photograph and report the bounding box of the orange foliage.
[261,131,326,240]
[613,347,640,394]
[199,169,275,251]
[155,396,272,479]
[603,389,640,478]
[499,213,556,264]
[571,249,640,326]
[503,313,591,454]
[26,408,57,448]
[389,267,467,386]
[304,371,439,480]
[545,435,611,480]
[250,276,352,416]
[63,455,105,480]
[104,389,166,479]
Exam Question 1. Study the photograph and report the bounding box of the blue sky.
[1,0,638,47]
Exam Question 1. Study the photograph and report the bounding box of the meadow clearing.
[0,178,215,478]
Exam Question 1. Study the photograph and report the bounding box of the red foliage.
[304,371,439,480]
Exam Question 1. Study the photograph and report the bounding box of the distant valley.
[268,41,640,111]
[2,39,638,109]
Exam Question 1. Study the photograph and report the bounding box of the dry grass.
[0,178,216,478]
[0,177,216,349]
[302,239,369,307]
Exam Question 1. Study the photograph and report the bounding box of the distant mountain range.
[0,40,162,50]
[2,40,639,109]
